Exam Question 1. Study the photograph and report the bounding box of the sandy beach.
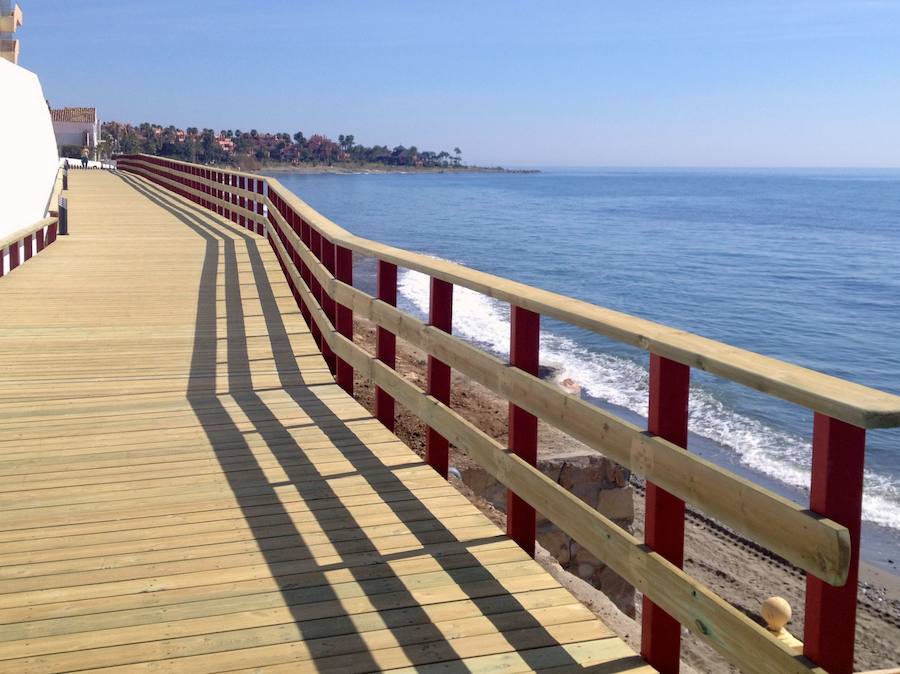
[349,317,900,673]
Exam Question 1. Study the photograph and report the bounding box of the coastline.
[260,163,539,175]
[349,315,900,673]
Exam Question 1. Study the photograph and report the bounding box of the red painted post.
[507,306,540,557]
[220,172,228,219]
[220,172,227,217]
[238,176,246,228]
[219,172,226,217]
[231,175,239,223]
[297,219,311,325]
[426,278,453,479]
[803,414,865,674]
[301,221,317,335]
[174,161,183,197]
[376,261,398,431]
[320,236,338,376]
[255,180,265,235]
[23,234,32,261]
[641,353,690,674]
[48,221,57,244]
[309,229,327,355]
[266,192,278,249]
[287,209,303,312]
[36,227,44,252]
[9,240,19,271]
[334,246,354,394]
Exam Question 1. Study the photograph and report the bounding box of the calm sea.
[269,168,900,568]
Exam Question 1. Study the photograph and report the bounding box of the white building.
[0,2,22,65]
[0,1,58,239]
[51,107,100,158]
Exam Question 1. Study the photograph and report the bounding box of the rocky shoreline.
[349,316,900,672]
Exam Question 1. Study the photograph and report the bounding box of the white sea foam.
[398,262,900,530]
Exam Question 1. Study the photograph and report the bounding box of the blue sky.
[19,1,900,167]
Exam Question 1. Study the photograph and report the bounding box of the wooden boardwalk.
[0,171,651,673]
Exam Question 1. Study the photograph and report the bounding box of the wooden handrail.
[0,217,57,252]
[118,155,896,674]
[118,154,900,429]
[0,216,59,277]
[269,178,900,430]
[267,194,849,583]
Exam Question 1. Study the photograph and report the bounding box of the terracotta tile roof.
[50,107,97,123]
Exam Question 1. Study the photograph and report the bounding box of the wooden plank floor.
[0,171,652,673]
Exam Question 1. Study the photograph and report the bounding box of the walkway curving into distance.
[0,171,652,673]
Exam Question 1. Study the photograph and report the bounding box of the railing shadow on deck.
[115,172,639,672]
[115,153,900,674]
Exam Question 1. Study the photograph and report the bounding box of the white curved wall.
[0,58,59,238]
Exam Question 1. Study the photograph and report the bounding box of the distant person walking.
[80,147,89,169]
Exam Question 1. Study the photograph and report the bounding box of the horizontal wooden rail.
[118,154,899,674]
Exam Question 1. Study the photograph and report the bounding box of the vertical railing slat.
[507,306,540,557]
[319,236,338,376]
[255,179,265,235]
[286,208,302,312]
[220,172,227,217]
[335,246,354,394]
[309,229,331,363]
[641,354,690,674]
[803,413,865,674]
[231,173,236,218]
[376,261,398,431]
[239,176,247,228]
[298,220,312,327]
[9,241,19,271]
[302,222,318,341]
[426,278,453,478]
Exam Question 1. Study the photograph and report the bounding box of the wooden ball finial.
[761,596,792,632]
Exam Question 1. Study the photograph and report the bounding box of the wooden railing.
[117,154,900,674]
[0,216,59,277]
